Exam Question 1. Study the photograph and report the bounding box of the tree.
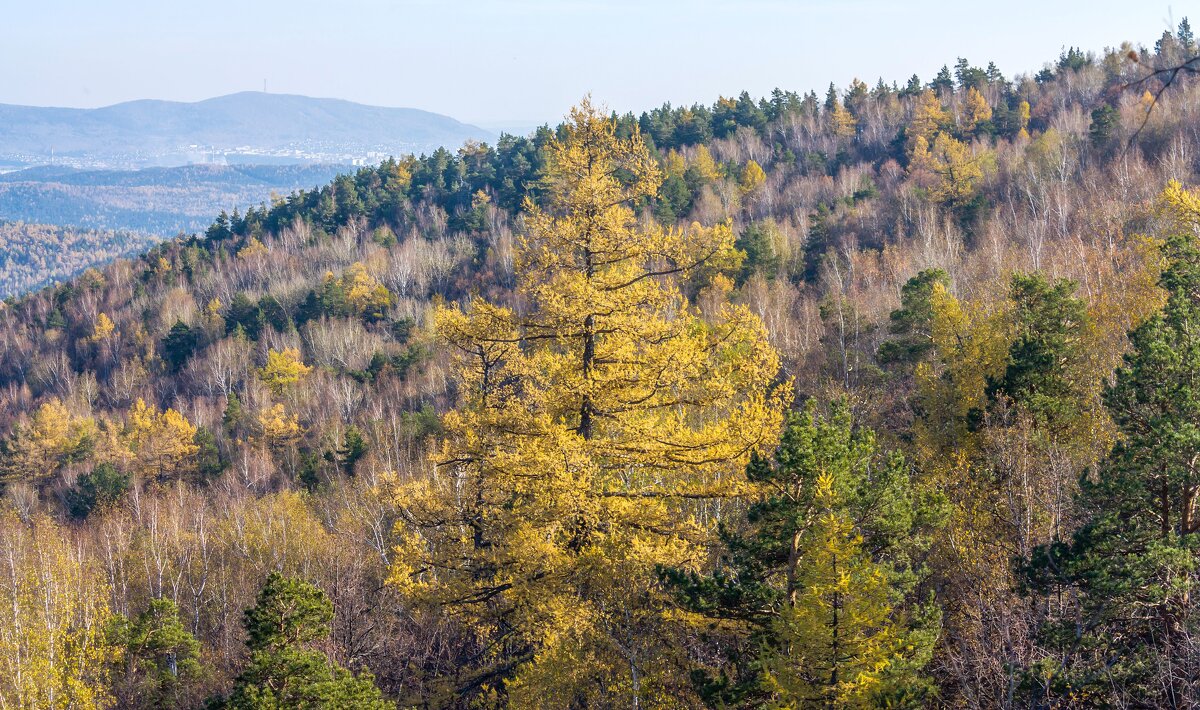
[1180,17,1196,51]
[389,99,788,706]
[735,221,784,281]
[739,159,767,196]
[908,90,949,146]
[1017,100,1031,140]
[1088,104,1119,149]
[827,96,857,138]
[909,133,986,209]
[120,399,200,482]
[335,425,368,475]
[1,398,96,483]
[931,65,955,94]
[258,348,312,395]
[224,573,392,709]
[67,462,131,519]
[985,272,1089,431]
[961,86,992,134]
[0,512,117,709]
[878,269,951,368]
[161,320,198,373]
[663,403,942,708]
[1022,182,1200,706]
[108,598,203,709]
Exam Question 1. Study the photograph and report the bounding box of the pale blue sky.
[1,0,1189,124]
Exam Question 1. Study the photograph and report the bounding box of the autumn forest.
[5,25,1200,709]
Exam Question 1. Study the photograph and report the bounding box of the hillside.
[0,221,162,297]
[5,27,1200,709]
[0,92,495,168]
[0,163,350,235]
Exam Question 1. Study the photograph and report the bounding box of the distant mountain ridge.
[0,92,495,168]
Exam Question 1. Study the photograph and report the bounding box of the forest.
[3,24,1200,708]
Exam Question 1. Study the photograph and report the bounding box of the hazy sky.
[1,0,1188,125]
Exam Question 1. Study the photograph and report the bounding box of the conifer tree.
[389,99,788,706]
[663,403,943,708]
[224,573,391,709]
[1022,182,1200,706]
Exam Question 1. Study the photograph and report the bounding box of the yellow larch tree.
[89,312,116,343]
[689,144,722,183]
[761,473,907,708]
[909,89,950,147]
[389,99,789,707]
[909,133,988,207]
[0,398,96,483]
[739,159,767,197]
[119,398,199,482]
[258,347,313,395]
[255,403,304,452]
[828,97,858,138]
[961,86,993,133]
[1017,100,1032,140]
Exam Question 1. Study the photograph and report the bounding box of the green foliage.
[878,269,950,368]
[1022,187,1200,705]
[985,272,1088,428]
[334,425,367,475]
[162,320,198,372]
[66,462,131,519]
[109,598,203,709]
[226,293,266,340]
[664,402,945,708]
[195,427,226,481]
[224,573,392,709]
[1089,104,1119,149]
[735,221,783,282]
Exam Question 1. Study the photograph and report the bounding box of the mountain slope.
[0,92,495,167]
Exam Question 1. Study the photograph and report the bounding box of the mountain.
[0,92,495,168]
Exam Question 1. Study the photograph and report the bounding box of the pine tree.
[224,573,392,709]
[664,403,943,708]
[109,598,203,709]
[1022,182,1200,706]
[878,269,951,368]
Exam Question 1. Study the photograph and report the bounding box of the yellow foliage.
[0,399,96,482]
[390,99,789,703]
[662,149,687,177]
[1017,100,1031,140]
[909,89,949,144]
[909,133,988,206]
[0,512,117,709]
[255,403,304,450]
[236,237,268,259]
[962,87,993,132]
[258,347,312,395]
[760,473,905,708]
[913,283,1010,454]
[689,144,722,182]
[322,262,394,319]
[89,312,115,343]
[121,398,199,481]
[829,98,858,138]
[739,159,767,196]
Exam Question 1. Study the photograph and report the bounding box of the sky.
[1,0,1189,126]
